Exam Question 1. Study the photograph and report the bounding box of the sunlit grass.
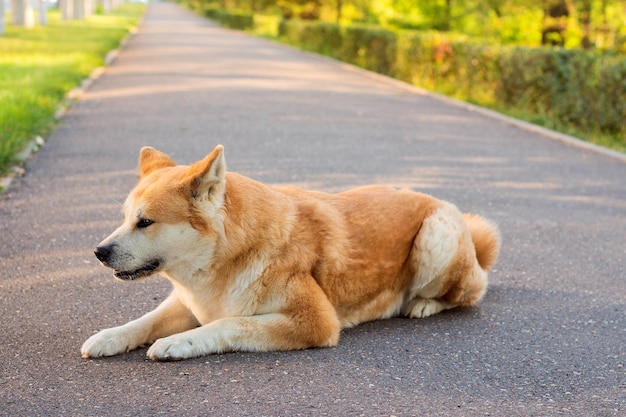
[0,4,146,176]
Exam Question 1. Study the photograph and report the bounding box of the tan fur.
[82,145,501,361]
[463,213,501,272]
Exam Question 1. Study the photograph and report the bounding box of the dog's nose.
[94,245,112,263]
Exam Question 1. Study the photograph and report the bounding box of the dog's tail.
[463,214,501,272]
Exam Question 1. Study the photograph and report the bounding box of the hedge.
[278,21,397,78]
[495,48,626,134]
[278,20,343,57]
[205,8,254,30]
[396,31,501,105]
[342,25,397,75]
[182,1,254,31]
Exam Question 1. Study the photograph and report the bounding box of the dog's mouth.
[114,259,161,281]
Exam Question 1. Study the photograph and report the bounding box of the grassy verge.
[0,3,146,177]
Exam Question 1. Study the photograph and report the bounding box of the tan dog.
[81,145,500,361]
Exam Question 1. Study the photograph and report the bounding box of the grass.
[0,3,146,177]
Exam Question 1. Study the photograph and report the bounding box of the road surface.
[1,2,624,416]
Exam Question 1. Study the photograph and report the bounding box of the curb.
[0,28,138,195]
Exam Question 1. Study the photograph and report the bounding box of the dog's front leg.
[146,313,337,361]
[147,274,341,361]
[81,292,199,358]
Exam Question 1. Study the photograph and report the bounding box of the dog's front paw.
[81,327,139,359]
[147,335,202,361]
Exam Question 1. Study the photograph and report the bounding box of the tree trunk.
[11,0,35,28]
[60,0,74,20]
[336,0,342,23]
[541,0,569,46]
[38,0,47,25]
[443,0,452,31]
[0,0,5,34]
[579,0,592,48]
[102,0,113,13]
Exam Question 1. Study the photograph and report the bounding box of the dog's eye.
[137,219,154,229]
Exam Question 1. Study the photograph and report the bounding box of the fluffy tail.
[463,214,501,272]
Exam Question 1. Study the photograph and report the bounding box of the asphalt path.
[1,2,625,416]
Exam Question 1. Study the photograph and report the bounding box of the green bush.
[279,21,396,75]
[397,32,625,139]
[181,0,211,15]
[210,10,254,30]
[494,48,624,135]
[397,32,478,94]
[201,6,219,19]
[181,1,254,31]
[304,22,343,57]
[279,20,342,57]
[341,25,397,75]
[595,59,626,133]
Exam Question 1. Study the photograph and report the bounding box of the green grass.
[0,4,146,176]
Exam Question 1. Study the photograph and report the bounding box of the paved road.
[1,2,624,416]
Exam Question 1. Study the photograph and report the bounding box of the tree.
[1,0,5,34]
[11,0,35,28]
[578,0,592,47]
[37,0,48,25]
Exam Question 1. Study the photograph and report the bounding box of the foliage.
[396,33,625,142]
[278,20,343,55]
[0,4,146,176]
[185,0,255,30]
[190,0,626,50]
[342,25,397,74]
[396,31,501,105]
[278,20,397,73]
[496,48,626,134]
[209,8,255,30]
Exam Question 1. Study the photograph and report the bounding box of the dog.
[81,145,500,361]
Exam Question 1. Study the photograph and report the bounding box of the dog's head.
[94,145,226,281]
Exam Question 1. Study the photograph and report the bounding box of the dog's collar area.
[114,259,161,281]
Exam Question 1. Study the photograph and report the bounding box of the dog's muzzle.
[94,244,162,281]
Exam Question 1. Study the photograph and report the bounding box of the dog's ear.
[183,145,226,201]
[138,147,176,179]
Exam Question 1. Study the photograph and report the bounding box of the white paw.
[81,327,139,358]
[147,335,199,361]
[406,298,450,318]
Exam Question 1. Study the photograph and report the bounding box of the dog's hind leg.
[81,292,199,358]
[403,202,498,318]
